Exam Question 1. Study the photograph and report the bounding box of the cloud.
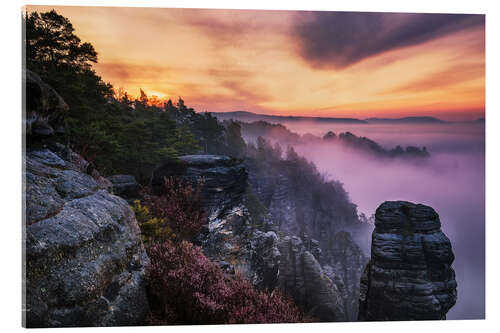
[293,12,484,69]
[382,62,484,95]
[183,13,249,46]
[180,79,273,113]
[95,63,171,84]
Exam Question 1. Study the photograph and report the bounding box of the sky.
[27,6,485,121]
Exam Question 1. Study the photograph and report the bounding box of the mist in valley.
[244,120,485,319]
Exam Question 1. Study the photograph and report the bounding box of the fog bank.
[289,122,485,320]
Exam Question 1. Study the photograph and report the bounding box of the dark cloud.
[293,12,484,69]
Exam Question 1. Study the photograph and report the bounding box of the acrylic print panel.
[23,4,485,327]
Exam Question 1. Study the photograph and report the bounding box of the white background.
[1,0,498,332]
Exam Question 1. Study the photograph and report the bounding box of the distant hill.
[233,119,430,160]
[365,116,445,124]
[212,111,368,124]
[211,111,449,124]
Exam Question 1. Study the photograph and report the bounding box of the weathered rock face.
[244,158,370,320]
[358,201,457,321]
[322,231,367,321]
[278,236,346,322]
[24,147,149,327]
[25,70,68,138]
[202,209,349,322]
[199,203,281,291]
[107,174,139,199]
[151,155,247,215]
[152,153,367,322]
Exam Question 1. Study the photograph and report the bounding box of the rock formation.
[161,154,365,321]
[24,147,150,327]
[23,72,149,327]
[278,236,346,321]
[322,231,367,321]
[107,174,139,200]
[151,155,247,216]
[25,69,68,138]
[244,157,370,320]
[358,201,457,321]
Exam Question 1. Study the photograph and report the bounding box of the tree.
[286,146,300,162]
[192,113,225,154]
[24,10,200,182]
[139,89,149,104]
[164,99,176,113]
[25,10,112,106]
[25,9,112,150]
[26,10,98,74]
[225,121,246,158]
[176,97,186,112]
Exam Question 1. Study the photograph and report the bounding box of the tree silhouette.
[26,10,98,73]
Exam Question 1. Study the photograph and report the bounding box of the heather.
[146,240,304,325]
[135,177,206,243]
[134,178,305,324]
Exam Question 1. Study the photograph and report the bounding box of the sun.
[146,90,167,99]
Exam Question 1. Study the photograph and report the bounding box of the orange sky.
[27,6,485,121]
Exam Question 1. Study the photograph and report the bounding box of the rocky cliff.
[244,157,370,320]
[151,155,247,216]
[278,236,346,321]
[23,72,149,327]
[358,201,457,321]
[25,70,68,138]
[155,154,367,321]
[24,146,150,327]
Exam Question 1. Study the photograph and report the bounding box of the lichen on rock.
[24,147,149,327]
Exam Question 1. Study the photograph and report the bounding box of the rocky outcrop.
[278,236,346,322]
[151,155,247,216]
[24,147,149,327]
[244,157,370,320]
[358,201,457,321]
[322,231,367,321]
[152,153,368,322]
[199,203,281,291]
[107,175,139,199]
[202,208,348,322]
[25,70,68,138]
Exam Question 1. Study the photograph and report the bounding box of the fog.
[269,121,485,319]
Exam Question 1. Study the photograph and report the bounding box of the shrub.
[135,177,206,243]
[132,200,173,244]
[146,240,304,325]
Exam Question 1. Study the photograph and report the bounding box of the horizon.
[26,5,485,121]
[209,110,485,122]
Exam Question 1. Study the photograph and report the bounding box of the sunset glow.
[27,5,485,121]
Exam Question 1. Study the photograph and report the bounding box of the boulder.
[358,201,457,321]
[25,70,68,139]
[107,175,139,199]
[24,148,149,327]
[151,155,247,216]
